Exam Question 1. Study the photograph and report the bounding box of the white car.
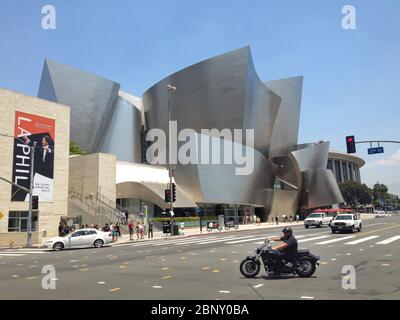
[44,228,113,251]
[374,211,386,218]
[304,212,333,228]
[331,214,362,233]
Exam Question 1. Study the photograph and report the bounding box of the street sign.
[0,211,4,220]
[368,147,384,155]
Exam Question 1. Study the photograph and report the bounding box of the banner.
[11,111,55,203]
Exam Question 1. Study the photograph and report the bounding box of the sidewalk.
[111,220,304,246]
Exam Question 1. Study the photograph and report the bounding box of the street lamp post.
[166,84,177,236]
[27,142,37,248]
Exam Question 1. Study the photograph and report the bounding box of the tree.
[372,182,389,208]
[69,141,86,155]
[339,181,372,208]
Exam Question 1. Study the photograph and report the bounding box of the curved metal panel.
[266,76,303,157]
[100,96,142,162]
[38,59,120,153]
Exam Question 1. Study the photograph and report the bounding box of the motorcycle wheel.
[295,257,316,278]
[239,258,260,278]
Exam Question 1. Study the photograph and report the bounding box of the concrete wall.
[69,153,116,205]
[0,88,70,247]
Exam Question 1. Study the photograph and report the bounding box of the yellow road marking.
[26,276,38,280]
[201,267,210,270]
[80,268,89,271]
[162,275,172,280]
[109,288,120,292]
[119,265,127,269]
[220,258,227,261]
[212,269,220,273]
[180,257,187,260]
[162,267,170,271]
[382,263,390,267]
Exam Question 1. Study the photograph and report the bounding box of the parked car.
[331,213,362,233]
[304,212,333,228]
[43,228,113,251]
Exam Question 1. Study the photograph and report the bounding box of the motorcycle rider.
[267,227,298,267]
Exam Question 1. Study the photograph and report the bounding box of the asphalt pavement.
[0,216,399,300]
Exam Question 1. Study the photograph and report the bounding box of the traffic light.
[172,183,176,203]
[346,136,356,154]
[164,189,171,203]
[32,195,39,210]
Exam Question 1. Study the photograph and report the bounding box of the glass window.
[71,230,85,237]
[7,211,38,232]
[327,160,333,171]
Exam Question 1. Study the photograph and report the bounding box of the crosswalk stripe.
[195,235,255,245]
[226,235,307,245]
[316,236,355,245]
[3,251,47,254]
[345,236,379,245]
[376,235,400,245]
[155,236,221,246]
[226,237,266,244]
[0,253,26,257]
[298,236,330,243]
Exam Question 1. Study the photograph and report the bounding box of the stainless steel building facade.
[37,47,358,221]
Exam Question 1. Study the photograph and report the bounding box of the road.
[0,216,399,300]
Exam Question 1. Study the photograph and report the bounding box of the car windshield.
[335,215,353,220]
[308,214,322,218]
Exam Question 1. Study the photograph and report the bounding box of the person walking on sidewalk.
[148,220,154,239]
[128,220,135,241]
[275,216,279,225]
[296,214,300,223]
[139,222,145,239]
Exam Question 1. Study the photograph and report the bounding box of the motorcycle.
[239,240,319,278]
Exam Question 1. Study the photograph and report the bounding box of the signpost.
[368,147,384,155]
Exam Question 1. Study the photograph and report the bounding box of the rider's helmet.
[282,227,293,237]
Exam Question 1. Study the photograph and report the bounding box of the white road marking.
[253,284,263,288]
[196,235,255,245]
[219,290,231,293]
[298,236,330,243]
[345,236,380,245]
[376,235,400,245]
[152,286,162,289]
[315,236,355,245]
[301,296,315,299]
[0,253,25,257]
[226,237,266,244]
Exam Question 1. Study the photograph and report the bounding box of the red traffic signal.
[346,135,356,154]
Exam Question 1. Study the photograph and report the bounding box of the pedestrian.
[111,224,118,242]
[282,214,287,223]
[275,216,279,225]
[124,210,129,223]
[116,223,122,238]
[135,223,140,240]
[139,222,145,239]
[58,222,64,236]
[103,223,110,232]
[179,221,185,235]
[85,224,89,229]
[148,220,154,239]
[128,220,134,240]
[296,214,300,223]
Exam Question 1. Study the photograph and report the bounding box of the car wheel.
[351,226,356,233]
[305,225,309,229]
[94,239,104,248]
[318,222,323,228]
[53,242,64,251]
[331,228,336,234]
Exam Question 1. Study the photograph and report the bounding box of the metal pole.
[27,142,36,248]
[166,85,176,235]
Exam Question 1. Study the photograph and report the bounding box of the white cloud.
[364,149,400,168]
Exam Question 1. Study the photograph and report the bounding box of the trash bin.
[173,224,179,236]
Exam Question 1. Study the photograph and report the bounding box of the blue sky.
[0,0,399,193]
